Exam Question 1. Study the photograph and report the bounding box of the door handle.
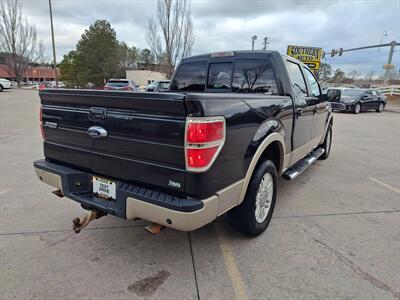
[295,108,303,118]
[89,107,107,121]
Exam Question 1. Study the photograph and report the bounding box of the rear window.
[159,82,170,89]
[171,58,278,94]
[232,60,278,94]
[170,61,207,91]
[207,63,232,89]
[106,81,129,87]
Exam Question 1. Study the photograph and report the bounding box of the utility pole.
[251,35,257,50]
[262,37,269,50]
[383,41,396,84]
[48,0,58,87]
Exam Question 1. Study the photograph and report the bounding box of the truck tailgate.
[40,89,187,193]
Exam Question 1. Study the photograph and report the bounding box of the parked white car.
[0,78,12,92]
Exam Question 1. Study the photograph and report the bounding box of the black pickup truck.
[34,50,333,236]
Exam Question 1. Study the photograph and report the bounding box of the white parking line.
[215,223,249,300]
[368,177,400,194]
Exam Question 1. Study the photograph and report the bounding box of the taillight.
[185,116,225,172]
[40,106,45,139]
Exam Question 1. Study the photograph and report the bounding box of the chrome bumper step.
[283,148,325,180]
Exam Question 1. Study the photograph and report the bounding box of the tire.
[0,85,3,92]
[228,160,277,236]
[353,103,361,114]
[376,102,384,113]
[319,124,332,160]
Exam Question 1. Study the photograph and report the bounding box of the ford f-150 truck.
[34,50,334,236]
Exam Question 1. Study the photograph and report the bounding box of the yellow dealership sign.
[287,45,323,70]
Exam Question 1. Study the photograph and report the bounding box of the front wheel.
[353,103,361,114]
[228,160,277,236]
[0,85,3,92]
[376,102,384,113]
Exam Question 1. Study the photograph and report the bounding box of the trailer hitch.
[72,210,105,233]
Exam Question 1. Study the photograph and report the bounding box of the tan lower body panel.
[216,179,244,215]
[126,195,219,232]
[34,168,62,191]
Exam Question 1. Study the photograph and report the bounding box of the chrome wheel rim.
[255,173,273,223]
[326,130,331,153]
[379,103,383,111]
[355,104,360,113]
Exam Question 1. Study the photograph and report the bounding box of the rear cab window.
[207,63,232,90]
[170,55,279,95]
[106,81,130,87]
[170,61,207,91]
[232,59,278,94]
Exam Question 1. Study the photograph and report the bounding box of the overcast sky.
[21,0,400,77]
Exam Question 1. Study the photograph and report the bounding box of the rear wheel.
[0,85,3,92]
[319,124,332,160]
[376,102,384,113]
[228,160,277,236]
[353,103,361,114]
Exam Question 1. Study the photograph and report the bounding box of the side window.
[207,63,232,89]
[170,61,207,91]
[304,68,321,98]
[285,60,308,97]
[232,59,278,94]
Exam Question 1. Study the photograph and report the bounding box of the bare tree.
[348,70,361,81]
[147,0,194,78]
[366,70,375,82]
[0,0,43,85]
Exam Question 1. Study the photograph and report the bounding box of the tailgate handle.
[89,107,107,120]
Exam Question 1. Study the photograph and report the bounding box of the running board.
[282,148,325,180]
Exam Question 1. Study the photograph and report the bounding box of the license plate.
[92,176,116,199]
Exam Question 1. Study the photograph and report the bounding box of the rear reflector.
[185,116,225,172]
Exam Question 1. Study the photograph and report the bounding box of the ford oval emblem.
[87,126,107,138]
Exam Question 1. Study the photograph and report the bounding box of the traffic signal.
[338,48,343,56]
[330,49,336,57]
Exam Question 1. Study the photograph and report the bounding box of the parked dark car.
[104,79,137,91]
[325,88,386,113]
[34,50,333,237]
[146,80,170,92]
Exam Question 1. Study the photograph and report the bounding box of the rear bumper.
[33,159,219,231]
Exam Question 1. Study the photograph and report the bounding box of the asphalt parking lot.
[1,89,399,300]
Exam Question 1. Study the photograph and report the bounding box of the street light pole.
[48,0,58,87]
[251,35,257,50]
[263,37,269,50]
[384,41,396,85]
